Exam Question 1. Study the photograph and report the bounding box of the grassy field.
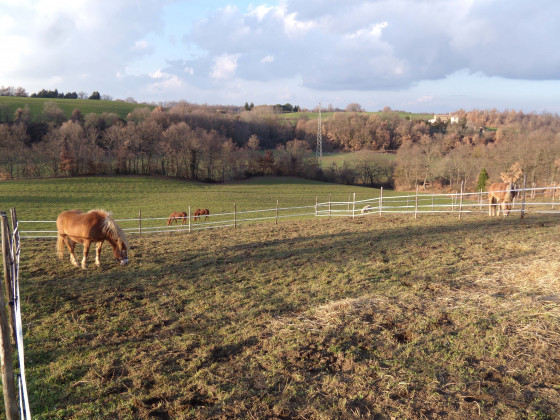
[1,176,387,236]
[1,177,559,418]
[281,111,433,122]
[319,151,396,171]
[0,96,154,120]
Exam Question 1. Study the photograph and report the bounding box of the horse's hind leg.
[65,237,79,267]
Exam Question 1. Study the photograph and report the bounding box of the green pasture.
[0,176,475,237]
[1,176,393,235]
[0,176,381,220]
[0,96,153,120]
[318,151,396,170]
[281,110,433,121]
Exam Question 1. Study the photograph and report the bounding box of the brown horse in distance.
[488,182,517,216]
[167,211,188,226]
[57,209,129,269]
[193,208,210,221]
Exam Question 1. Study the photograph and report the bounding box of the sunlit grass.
[11,212,560,419]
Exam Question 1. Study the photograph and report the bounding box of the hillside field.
[0,96,154,120]
[0,176,382,222]
[1,177,559,419]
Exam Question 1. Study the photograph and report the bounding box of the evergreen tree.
[477,168,489,192]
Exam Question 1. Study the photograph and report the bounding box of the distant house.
[428,114,459,124]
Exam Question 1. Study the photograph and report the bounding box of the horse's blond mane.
[90,209,128,249]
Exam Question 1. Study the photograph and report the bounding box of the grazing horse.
[167,211,188,226]
[361,205,373,214]
[56,209,129,269]
[488,182,517,216]
[193,208,210,221]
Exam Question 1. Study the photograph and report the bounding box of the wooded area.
[1,98,560,190]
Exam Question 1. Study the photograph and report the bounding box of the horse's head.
[508,182,517,199]
[113,240,129,265]
[502,182,517,216]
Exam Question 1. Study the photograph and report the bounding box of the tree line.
[0,98,560,190]
[0,85,111,101]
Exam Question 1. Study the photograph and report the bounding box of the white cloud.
[248,5,274,21]
[133,41,149,51]
[148,69,183,92]
[210,54,240,79]
[1,0,560,112]
[346,22,388,40]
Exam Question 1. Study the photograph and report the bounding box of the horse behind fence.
[488,182,517,216]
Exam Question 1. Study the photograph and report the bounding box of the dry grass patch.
[12,214,560,419]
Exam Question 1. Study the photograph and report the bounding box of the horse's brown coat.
[167,211,188,226]
[488,182,517,216]
[56,209,128,268]
[194,208,210,221]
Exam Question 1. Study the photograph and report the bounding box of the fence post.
[379,187,383,215]
[276,200,279,225]
[552,182,556,209]
[414,185,419,219]
[9,209,18,253]
[188,206,191,233]
[521,174,527,219]
[315,197,318,217]
[138,209,142,234]
[9,208,18,344]
[234,203,237,229]
[459,180,464,219]
[1,215,15,343]
[352,193,356,219]
[328,195,332,219]
[0,212,19,420]
[531,182,536,199]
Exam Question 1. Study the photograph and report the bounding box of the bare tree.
[345,103,363,112]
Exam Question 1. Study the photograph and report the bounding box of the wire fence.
[16,184,560,239]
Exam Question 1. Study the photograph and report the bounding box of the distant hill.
[0,96,155,120]
[279,110,433,123]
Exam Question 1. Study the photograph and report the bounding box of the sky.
[1,0,559,113]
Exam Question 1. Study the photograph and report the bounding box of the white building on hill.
[428,114,459,124]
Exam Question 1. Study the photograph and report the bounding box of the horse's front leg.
[82,240,91,269]
[96,241,103,267]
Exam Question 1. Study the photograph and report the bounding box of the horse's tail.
[56,233,65,259]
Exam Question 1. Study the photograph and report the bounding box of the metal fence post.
[0,212,19,420]
[459,180,464,219]
[521,174,527,219]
